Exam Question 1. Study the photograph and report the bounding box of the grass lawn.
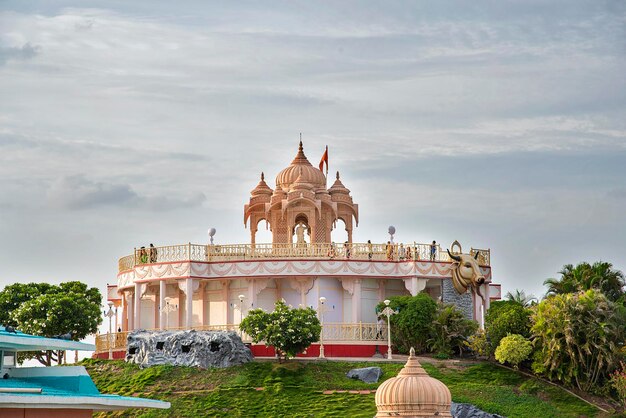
[82,358,614,417]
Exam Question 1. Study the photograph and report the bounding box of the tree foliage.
[484,300,531,355]
[0,281,102,366]
[240,300,321,361]
[495,334,533,369]
[428,302,478,357]
[376,294,437,354]
[531,290,625,392]
[504,289,537,307]
[544,262,625,303]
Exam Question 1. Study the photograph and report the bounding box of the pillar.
[159,280,166,330]
[185,278,194,328]
[222,280,229,325]
[127,292,134,331]
[134,283,141,330]
[352,279,362,322]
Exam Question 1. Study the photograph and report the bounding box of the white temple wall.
[165,286,180,328]
[280,282,301,308]
[228,278,248,324]
[315,277,342,323]
[192,288,203,327]
[257,279,278,312]
[139,295,155,330]
[361,278,380,323]
[204,281,225,325]
[385,279,408,298]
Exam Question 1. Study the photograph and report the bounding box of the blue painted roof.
[0,367,169,411]
[0,325,95,352]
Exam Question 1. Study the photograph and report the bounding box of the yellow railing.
[94,323,386,354]
[119,242,490,272]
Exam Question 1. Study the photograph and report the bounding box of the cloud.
[0,42,40,65]
[46,175,206,211]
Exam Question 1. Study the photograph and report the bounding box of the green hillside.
[82,358,612,418]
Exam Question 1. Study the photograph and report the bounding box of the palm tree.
[504,289,537,307]
[543,262,625,302]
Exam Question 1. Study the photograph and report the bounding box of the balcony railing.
[119,243,490,272]
[94,322,388,354]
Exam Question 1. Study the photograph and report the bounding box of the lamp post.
[318,297,326,358]
[382,299,397,360]
[104,302,116,360]
[238,294,245,336]
[163,297,178,330]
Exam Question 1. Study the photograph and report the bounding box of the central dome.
[275,141,327,192]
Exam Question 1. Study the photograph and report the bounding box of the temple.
[99,142,501,358]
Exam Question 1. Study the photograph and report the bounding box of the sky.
[1,0,625,318]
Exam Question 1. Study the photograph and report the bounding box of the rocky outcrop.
[346,367,383,383]
[126,330,252,369]
[451,402,505,418]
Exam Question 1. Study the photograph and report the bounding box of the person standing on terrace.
[430,241,437,261]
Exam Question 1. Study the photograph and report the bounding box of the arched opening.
[254,219,273,244]
[331,218,349,245]
[292,213,311,244]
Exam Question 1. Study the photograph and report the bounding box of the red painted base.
[250,344,389,358]
[93,344,390,360]
[92,350,126,360]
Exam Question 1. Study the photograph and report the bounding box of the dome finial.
[336,171,340,180]
[299,140,303,151]
[409,347,415,357]
[261,172,265,181]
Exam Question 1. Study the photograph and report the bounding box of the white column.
[159,280,166,330]
[134,283,141,330]
[352,279,362,322]
[222,280,229,325]
[126,293,134,330]
[185,278,194,328]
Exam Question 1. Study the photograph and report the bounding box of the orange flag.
[319,145,328,173]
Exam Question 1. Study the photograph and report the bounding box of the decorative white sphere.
[388,226,396,235]
[208,228,216,237]
[384,299,391,306]
[319,296,327,304]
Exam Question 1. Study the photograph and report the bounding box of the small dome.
[375,348,452,417]
[251,172,273,196]
[328,171,350,195]
[275,141,327,192]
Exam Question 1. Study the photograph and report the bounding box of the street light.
[163,297,178,330]
[238,294,245,335]
[381,299,397,360]
[104,302,116,360]
[318,297,327,358]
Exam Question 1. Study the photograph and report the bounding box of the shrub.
[495,334,532,369]
[376,294,437,354]
[466,329,489,358]
[428,303,478,357]
[610,362,626,407]
[240,300,321,361]
[484,300,531,355]
[532,290,625,392]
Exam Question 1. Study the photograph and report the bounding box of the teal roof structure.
[0,325,95,352]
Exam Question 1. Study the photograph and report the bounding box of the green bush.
[484,300,531,355]
[428,303,478,357]
[532,290,625,392]
[610,362,626,407]
[376,294,437,354]
[240,300,321,361]
[495,334,532,369]
[466,329,489,358]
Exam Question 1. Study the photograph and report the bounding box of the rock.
[126,329,253,369]
[451,402,504,418]
[346,367,383,383]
